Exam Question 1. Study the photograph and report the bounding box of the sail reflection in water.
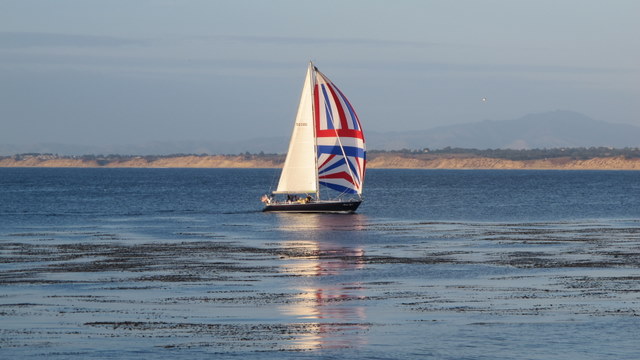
[274,213,369,350]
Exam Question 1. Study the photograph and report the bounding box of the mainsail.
[274,65,317,194]
[275,62,366,198]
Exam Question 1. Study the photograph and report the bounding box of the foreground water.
[1,168,639,359]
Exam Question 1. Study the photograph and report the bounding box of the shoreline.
[2,154,640,170]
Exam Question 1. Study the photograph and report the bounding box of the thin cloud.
[343,60,631,75]
[201,34,437,48]
[0,32,148,48]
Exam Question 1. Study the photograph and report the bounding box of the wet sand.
[2,219,640,358]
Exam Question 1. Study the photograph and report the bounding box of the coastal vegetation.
[370,147,640,160]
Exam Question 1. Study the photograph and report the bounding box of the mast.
[310,61,321,201]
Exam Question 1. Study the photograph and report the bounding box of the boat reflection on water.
[274,213,369,350]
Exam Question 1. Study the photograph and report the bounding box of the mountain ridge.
[367,110,640,150]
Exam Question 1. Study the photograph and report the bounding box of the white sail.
[274,64,318,194]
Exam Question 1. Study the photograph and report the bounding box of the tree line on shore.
[370,147,640,160]
[4,147,640,163]
[1,152,285,164]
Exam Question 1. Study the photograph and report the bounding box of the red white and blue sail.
[313,68,366,195]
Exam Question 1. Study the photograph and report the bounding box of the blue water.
[3,168,639,221]
[1,168,640,359]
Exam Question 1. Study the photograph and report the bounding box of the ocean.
[1,168,639,359]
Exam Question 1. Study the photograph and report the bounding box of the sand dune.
[2,154,640,170]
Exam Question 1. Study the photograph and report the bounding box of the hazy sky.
[1,0,639,148]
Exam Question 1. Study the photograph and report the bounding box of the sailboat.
[262,62,366,213]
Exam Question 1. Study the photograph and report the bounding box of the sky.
[1,0,639,152]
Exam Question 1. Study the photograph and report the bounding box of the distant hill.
[0,138,288,157]
[368,110,640,150]
[2,110,638,155]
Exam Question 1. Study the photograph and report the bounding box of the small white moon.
[481,97,487,102]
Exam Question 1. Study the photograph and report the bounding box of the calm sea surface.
[1,168,639,359]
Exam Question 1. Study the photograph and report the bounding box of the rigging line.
[331,118,359,199]
[268,164,280,194]
[310,62,321,200]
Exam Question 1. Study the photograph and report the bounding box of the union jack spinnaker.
[314,67,366,195]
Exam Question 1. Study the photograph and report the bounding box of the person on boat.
[305,195,312,203]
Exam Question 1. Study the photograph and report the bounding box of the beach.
[3,153,640,170]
